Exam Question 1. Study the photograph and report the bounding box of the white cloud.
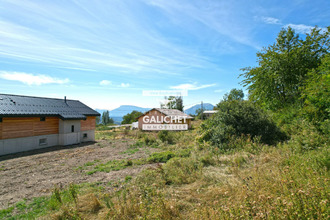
[284,24,327,34]
[0,71,69,85]
[120,83,130,88]
[260,16,281,25]
[0,1,215,78]
[99,80,112,86]
[170,83,216,91]
[258,16,327,34]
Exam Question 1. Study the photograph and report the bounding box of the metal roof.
[0,94,100,120]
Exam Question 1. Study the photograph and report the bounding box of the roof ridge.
[0,94,100,119]
[0,93,79,102]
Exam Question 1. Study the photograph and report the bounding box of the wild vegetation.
[98,110,114,126]
[121,111,143,124]
[0,26,329,219]
[161,96,184,111]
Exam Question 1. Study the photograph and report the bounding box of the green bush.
[301,54,330,129]
[148,151,175,163]
[157,130,175,144]
[198,100,286,149]
[283,120,328,153]
[143,135,157,146]
[200,153,216,166]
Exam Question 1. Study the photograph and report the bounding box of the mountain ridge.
[95,103,214,124]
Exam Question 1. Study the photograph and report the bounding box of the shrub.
[143,135,157,146]
[200,153,216,166]
[198,100,286,149]
[148,151,175,163]
[283,119,328,152]
[158,130,175,144]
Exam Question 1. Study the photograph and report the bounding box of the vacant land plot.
[0,137,158,209]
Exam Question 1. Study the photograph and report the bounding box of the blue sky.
[0,0,329,110]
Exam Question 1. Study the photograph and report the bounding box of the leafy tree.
[175,96,184,111]
[161,96,184,111]
[240,26,329,110]
[95,116,100,125]
[223,88,244,101]
[161,96,175,109]
[121,111,143,124]
[194,108,207,120]
[301,54,330,130]
[101,110,114,125]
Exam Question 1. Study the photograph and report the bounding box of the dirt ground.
[0,138,157,209]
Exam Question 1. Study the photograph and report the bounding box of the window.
[39,138,47,146]
[71,125,74,132]
[0,118,2,123]
[83,133,88,138]
[40,117,46,121]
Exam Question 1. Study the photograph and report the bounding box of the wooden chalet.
[0,94,100,156]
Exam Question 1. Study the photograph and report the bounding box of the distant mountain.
[95,105,150,124]
[184,103,214,115]
[110,105,150,117]
[96,104,214,124]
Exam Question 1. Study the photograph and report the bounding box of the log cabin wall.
[81,116,96,131]
[138,109,165,130]
[0,117,59,140]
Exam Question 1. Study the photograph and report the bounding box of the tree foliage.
[121,111,143,124]
[301,54,330,131]
[95,116,100,125]
[217,89,244,107]
[240,26,329,110]
[194,108,207,120]
[101,110,114,125]
[161,96,184,111]
[198,100,286,149]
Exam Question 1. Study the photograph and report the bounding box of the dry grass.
[2,120,329,219]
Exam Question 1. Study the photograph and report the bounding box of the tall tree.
[223,89,244,102]
[240,26,329,110]
[95,116,100,125]
[160,96,184,111]
[175,96,184,111]
[101,110,113,125]
[301,54,330,128]
[215,88,244,110]
[121,111,143,124]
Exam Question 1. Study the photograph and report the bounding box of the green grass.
[75,159,100,171]
[96,125,116,131]
[2,120,328,219]
[0,207,14,219]
[0,197,50,219]
[95,130,115,140]
[86,159,134,175]
[120,148,139,155]
[0,182,109,219]
[147,151,175,163]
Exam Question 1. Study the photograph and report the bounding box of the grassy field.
[0,120,329,219]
